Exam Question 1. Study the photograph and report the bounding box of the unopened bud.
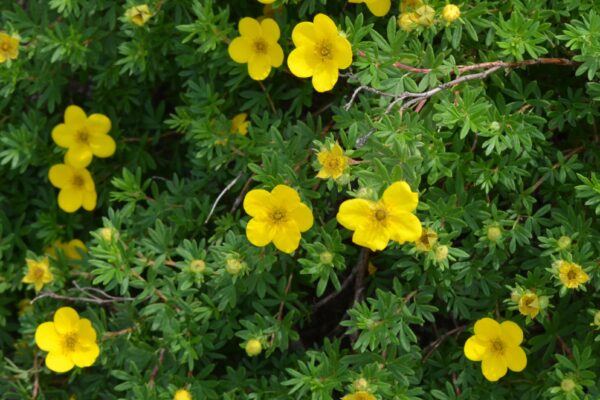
[487,226,502,242]
[245,339,262,356]
[190,259,206,273]
[442,4,461,23]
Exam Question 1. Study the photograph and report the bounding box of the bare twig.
[270,273,294,345]
[422,325,467,363]
[258,81,277,113]
[32,282,135,305]
[353,247,371,305]
[393,57,578,74]
[32,353,40,400]
[313,269,357,310]
[204,172,243,223]
[231,174,254,213]
[103,326,136,340]
[148,348,166,388]
[526,146,584,194]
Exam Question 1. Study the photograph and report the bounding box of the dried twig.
[103,326,136,340]
[205,172,243,223]
[148,348,166,388]
[393,57,577,74]
[422,325,467,363]
[32,353,40,400]
[270,273,294,345]
[352,247,371,305]
[313,269,357,310]
[31,281,135,305]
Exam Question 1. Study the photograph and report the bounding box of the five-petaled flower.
[52,105,116,169]
[22,257,53,292]
[231,113,249,135]
[35,307,100,373]
[49,163,97,213]
[336,181,422,251]
[228,17,284,81]
[317,142,348,179]
[287,14,353,92]
[341,391,376,400]
[243,185,314,253]
[125,4,153,27]
[557,260,589,289]
[0,31,19,63]
[464,317,527,382]
[174,389,193,400]
[348,0,391,17]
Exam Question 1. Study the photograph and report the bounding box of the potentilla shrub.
[1,0,600,399]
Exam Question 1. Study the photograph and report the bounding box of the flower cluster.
[229,14,352,92]
[398,2,461,32]
[49,105,116,213]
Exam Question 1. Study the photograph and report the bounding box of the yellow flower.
[336,181,422,252]
[442,4,461,23]
[287,14,353,92]
[245,339,262,356]
[558,261,589,289]
[46,239,87,260]
[18,299,32,316]
[48,163,97,213]
[400,0,423,12]
[231,113,249,135]
[342,392,376,400]
[228,17,284,81]
[414,228,438,252]
[415,5,435,27]
[174,389,192,400]
[434,244,449,261]
[398,12,419,32]
[0,32,19,63]
[258,0,275,3]
[125,4,152,27]
[243,185,314,253]
[348,0,391,17]
[34,307,100,373]
[317,142,348,179]
[464,318,527,382]
[518,292,540,318]
[51,105,116,168]
[22,257,53,292]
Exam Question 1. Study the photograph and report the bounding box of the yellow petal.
[64,105,87,128]
[76,318,97,345]
[244,189,271,218]
[58,188,83,213]
[228,37,251,63]
[65,146,93,168]
[54,307,80,334]
[272,222,301,253]
[336,198,373,230]
[82,191,97,211]
[366,0,391,16]
[291,21,317,47]
[51,124,76,148]
[474,318,500,340]
[289,203,313,232]
[247,54,271,80]
[271,185,300,206]
[239,17,261,37]
[481,355,507,382]
[86,113,111,136]
[268,43,284,68]
[313,14,338,39]
[464,336,486,361]
[505,345,527,372]
[89,134,116,158]
[260,18,280,41]
[500,321,523,346]
[45,352,75,373]
[386,211,422,243]
[312,64,339,92]
[49,164,74,188]
[35,322,61,352]
[334,36,353,69]
[246,218,275,247]
[72,343,100,368]
[287,47,317,78]
[382,181,418,212]
[352,224,390,251]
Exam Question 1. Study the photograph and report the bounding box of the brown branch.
[393,57,578,74]
[270,273,294,345]
[231,174,254,213]
[526,146,585,194]
[313,269,357,310]
[148,348,166,388]
[32,353,40,400]
[31,282,134,305]
[103,326,136,340]
[352,247,371,305]
[422,325,467,363]
[258,81,277,114]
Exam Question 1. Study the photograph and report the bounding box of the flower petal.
[239,17,260,37]
[474,318,500,340]
[505,345,527,372]
[313,14,338,39]
[268,43,284,68]
[45,351,75,373]
[72,343,100,368]
[481,355,508,382]
[291,21,317,47]
[35,322,61,352]
[289,203,313,232]
[89,134,116,158]
[54,307,80,334]
[271,185,300,206]
[500,321,523,346]
[272,222,301,253]
[312,63,339,92]
[464,336,487,361]
[336,198,373,230]
[247,54,271,80]
[82,191,97,211]
[244,189,271,218]
[260,18,280,41]
[382,181,418,212]
[64,105,87,128]
[246,218,275,247]
[386,211,422,243]
[51,124,76,148]
[58,188,84,213]
[287,47,317,78]
[49,164,74,188]
[334,36,353,69]
[86,113,111,136]
[366,0,391,16]
[228,37,251,63]
[65,145,93,169]
[76,318,97,345]
[352,224,390,251]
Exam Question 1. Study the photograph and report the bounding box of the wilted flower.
[125,4,152,27]
[0,32,19,63]
[22,257,53,292]
[230,113,249,135]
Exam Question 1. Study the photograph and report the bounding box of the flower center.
[567,269,577,281]
[0,43,9,52]
[374,209,387,221]
[63,334,78,352]
[270,209,286,223]
[326,157,339,169]
[77,129,90,144]
[72,175,85,188]
[490,338,505,355]
[32,267,44,279]
[317,41,333,60]
[253,39,268,54]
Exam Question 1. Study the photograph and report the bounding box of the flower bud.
[442,4,461,23]
[560,378,576,392]
[415,5,435,27]
[190,259,206,273]
[356,187,375,200]
[226,257,244,275]
[434,245,449,261]
[353,378,369,392]
[319,251,334,265]
[510,290,521,303]
[398,12,419,32]
[489,121,501,131]
[487,226,502,242]
[245,339,262,356]
[557,236,571,250]
[99,227,117,242]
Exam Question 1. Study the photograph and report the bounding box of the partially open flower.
[0,32,19,63]
[22,257,53,292]
[442,4,461,23]
[125,4,153,27]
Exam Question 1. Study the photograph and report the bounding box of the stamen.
[374,209,387,221]
[253,39,268,54]
[72,175,85,188]
[271,209,286,222]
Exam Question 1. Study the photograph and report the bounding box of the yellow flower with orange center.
[464,318,527,382]
[287,14,353,92]
[348,0,391,16]
[518,292,540,318]
[317,142,348,179]
[35,307,100,373]
[228,17,284,81]
[243,185,314,253]
[231,113,249,135]
[0,32,19,63]
[342,392,376,400]
[125,4,153,27]
[336,181,422,251]
[557,260,589,289]
[51,105,116,168]
[22,257,53,292]
[48,163,97,213]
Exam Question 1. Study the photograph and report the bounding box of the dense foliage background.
[1,0,600,399]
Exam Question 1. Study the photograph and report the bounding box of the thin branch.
[393,57,578,74]
[205,172,243,223]
[231,174,254,213]
[270,273,294,345]
[526,146,584,194]
[32,353,40,400]
[352,247,371,305]
[258,81,277,113]
[422,325,467,363]
[148,348,166,388]
[313,269,357,310]
[32,282,135,305]
[103,326,136,340]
